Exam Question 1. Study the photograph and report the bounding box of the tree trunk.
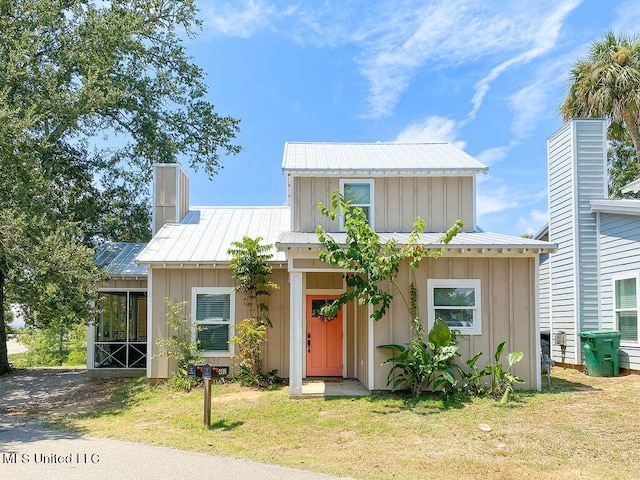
[621,111,640,164]
[0,269,11,375]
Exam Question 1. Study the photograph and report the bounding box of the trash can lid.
[578,329,621,338]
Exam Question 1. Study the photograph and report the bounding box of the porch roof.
[281,142,489,176]
[590,198,640,216]
[95,242,149,277]
[136,206,290,265]
[276,231,557,253]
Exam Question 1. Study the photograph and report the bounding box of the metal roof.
[621,177,640,194]
[281,142,489,175]
[276,231,556,252]
[136,207,291,264]
[95,242,149,277]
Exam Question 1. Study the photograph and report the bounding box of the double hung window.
[192,287,234,355]
[427,279,482,335]
[340,179,374,228]
[614,275,639,344]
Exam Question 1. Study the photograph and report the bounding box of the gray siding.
[598,212,640,370]
[539,252,550,331]
[547,119,606,365]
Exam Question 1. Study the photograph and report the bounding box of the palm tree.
[561,32,640,160]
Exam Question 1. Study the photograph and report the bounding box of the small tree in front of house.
[228,237,280,387]
[155,298,203,391]
[315,191,463,396]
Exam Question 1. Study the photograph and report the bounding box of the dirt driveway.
[0,368,122,419]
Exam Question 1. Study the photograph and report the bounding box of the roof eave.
[590,199,640,216]
[276,242,556,254]
[282,168,488,177]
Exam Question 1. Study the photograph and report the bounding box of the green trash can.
[578,330,621,377]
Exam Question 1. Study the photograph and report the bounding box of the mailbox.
[211,365,229,377]
[187,363,229,379]
[187,363,204,378]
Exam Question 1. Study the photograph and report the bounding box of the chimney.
[152,163,190,234]
[546,118,607,364]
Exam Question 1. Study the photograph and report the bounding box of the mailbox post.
[202,364,213,427]
[187,363,229,428]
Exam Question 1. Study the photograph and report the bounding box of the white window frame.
[191,287,235,356]
[612,272,640,345]
[339,179,374,230]
[427,279,482,335]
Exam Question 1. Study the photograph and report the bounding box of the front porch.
[286,267,373,397]
[301,378,369,397]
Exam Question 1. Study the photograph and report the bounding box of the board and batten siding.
[547,119,606,365]
[292,176,474,233]
[148,267,290,380]
[373,256,539,391]
[598,212,640,370]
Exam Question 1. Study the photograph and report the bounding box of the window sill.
[200,351,233,357]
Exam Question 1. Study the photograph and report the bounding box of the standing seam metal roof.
[136,207,291,264]
[95,242,149,277]
[281,142,488,174]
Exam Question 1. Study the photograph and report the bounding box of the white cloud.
[611,1,640,35]
[508,49,582,139]
[517,209,549,236]
[475,146,510,167]
[394,116,465,149]
[476,189,517,218]
[197,0,583,119]
[466,0,582,122]
[198,0,279,38]
[356,1,583,119]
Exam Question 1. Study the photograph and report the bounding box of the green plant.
[228,236,279,387]
[315,190,462,322]
[474,341,525,404]
[380,318,462,397]
[155,298,202,391]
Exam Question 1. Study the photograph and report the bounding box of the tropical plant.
[472,341,525,404]
[155,298,203,391]
[380,318,463,397]
[561,31,640,160]
[228,237,280,386]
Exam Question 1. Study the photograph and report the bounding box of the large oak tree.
[0,0,241,374]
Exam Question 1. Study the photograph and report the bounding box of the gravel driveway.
[0,369,353,480]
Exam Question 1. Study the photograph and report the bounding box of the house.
[90,143,556,394]
[538,118,640,373]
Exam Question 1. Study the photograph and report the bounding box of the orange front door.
[306,296,343,377]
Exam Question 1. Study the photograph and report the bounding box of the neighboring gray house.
[538,118,640,373]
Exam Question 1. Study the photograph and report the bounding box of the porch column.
[87,322,95,369]
[289,272,303,396]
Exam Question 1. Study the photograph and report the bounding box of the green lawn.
[47,368,640,480]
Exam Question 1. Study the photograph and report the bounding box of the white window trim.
[191,286,235,357]
[612,272,640,346]
[339,179,375,230]
[427,279,482,335]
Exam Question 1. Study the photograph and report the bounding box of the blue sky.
[178,0,640,236]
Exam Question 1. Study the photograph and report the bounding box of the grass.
[45,368,640,480]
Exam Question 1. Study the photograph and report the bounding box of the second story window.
[340,179,374,229]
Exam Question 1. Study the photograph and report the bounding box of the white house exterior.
[539,118,640,373]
